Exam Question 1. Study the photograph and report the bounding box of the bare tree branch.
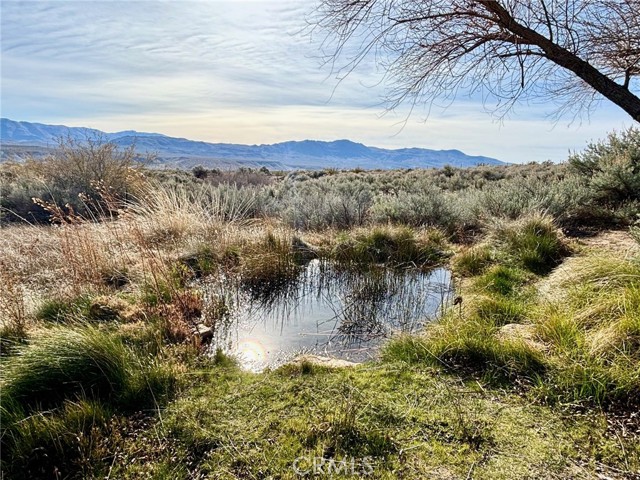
[310,0,640,122]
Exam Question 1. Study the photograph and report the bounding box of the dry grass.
[0,183,303,345]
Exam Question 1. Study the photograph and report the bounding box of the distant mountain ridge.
[0,118,507,170]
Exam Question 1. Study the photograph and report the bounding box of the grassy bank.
[1,129,639,478]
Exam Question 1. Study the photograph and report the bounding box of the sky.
[0,0,635,163]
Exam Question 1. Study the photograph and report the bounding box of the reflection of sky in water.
[203,260,452,372]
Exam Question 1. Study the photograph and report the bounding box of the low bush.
[569,128,640,207]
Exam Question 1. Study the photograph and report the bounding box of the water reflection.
[201,259,452,371]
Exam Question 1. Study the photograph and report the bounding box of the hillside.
[0,118,507,170]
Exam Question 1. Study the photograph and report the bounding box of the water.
[200,259,452,371]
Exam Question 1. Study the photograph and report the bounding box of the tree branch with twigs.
[310,0,640,122]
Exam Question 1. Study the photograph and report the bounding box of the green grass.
[475,265,528,296]
[36,295,130,323]
[452,244,495,276]
[0,324,175,411]
[331,226,449,268]
[36,296,91,322]
[388,318,546,383]
[493,213,571,275]
[399,218,639,410]
[0,325,178,479]
[531,254,640,406]
[3,134,640,478]
[0,322,28,357]
[1,400,113,480]
[101,361,637,479]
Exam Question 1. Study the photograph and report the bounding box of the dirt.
[538,230,638,301]
[577,229,639,256]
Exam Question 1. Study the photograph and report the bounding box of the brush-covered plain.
[1,129,639,479]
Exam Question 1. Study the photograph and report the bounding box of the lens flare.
[236,339,267,371]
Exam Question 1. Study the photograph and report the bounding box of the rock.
[194,323,213,343]
[292,354,359,368]
[89,302,119,321]
[497,323,548,352]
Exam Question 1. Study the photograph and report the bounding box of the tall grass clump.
[239,230,303,297]
[452,244,495,276]
[127,181,256,246]
[492,213,570,275]
[332,226,449,268]
[0,264,29,356]
[1,324,174,412]
[1,400,113,480]
[383,318,545,382]
[533,253,640,406]
[475,265,528,297]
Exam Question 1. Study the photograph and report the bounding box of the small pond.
[200,259,453,371]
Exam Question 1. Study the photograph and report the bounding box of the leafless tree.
[311,0,640,122]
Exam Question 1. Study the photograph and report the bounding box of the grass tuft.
[452,244,495,276]
[493,213,571,275]
[0,399,113,480]
[332,226,449,267]
[1,325,175,412]
[475,265,528,296]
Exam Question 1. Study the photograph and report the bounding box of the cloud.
[1,0,633,163]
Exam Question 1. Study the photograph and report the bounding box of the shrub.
[569,127,640,207]
[370,188,460,232]
[2,138,148,223]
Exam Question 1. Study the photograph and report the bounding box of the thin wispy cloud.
[0,0,632,162]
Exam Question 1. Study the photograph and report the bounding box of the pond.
[200,259,453,371]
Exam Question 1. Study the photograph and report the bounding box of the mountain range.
[0,118,506,170]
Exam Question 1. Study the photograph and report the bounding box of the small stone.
[497,323,548,352]
[195,324,213,343]
[292,354,359,368]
